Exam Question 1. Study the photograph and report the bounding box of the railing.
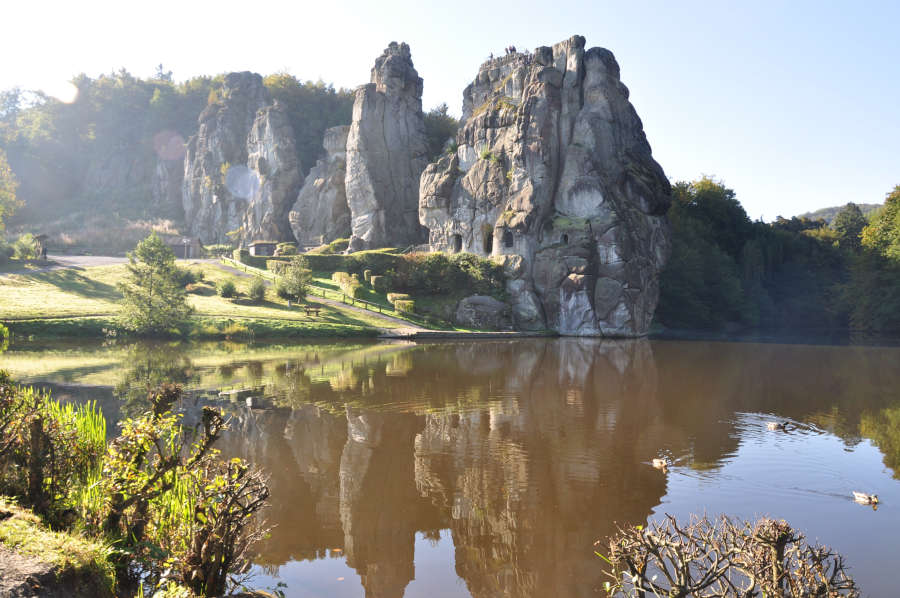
[220,257,428,327]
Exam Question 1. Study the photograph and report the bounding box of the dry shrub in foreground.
[601,514,858,597]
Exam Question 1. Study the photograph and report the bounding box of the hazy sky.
[3,0,898,220]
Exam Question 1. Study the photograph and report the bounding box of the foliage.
[860,185,900,260]
[217,278,237,298]
[274,241,298,256]
[248,277,266,303]
[275,255,311,302]
[331,271,363,298]
[393,299,415,313]
[424,103,459,162]
[118,233,193,335]
[0,382,105,518]
[388,252,505,298]
[601,514,858,597]
[12,232,39,258]
[657,177,847,331]
[262,74,353,175]
[0,147,20,230]
[306,237,349,254]
[387,293,411,304]
[831,203,867,250]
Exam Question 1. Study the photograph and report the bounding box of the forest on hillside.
[1,71,899,336]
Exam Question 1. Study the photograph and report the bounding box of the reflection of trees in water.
[215,339,671,598]
[113,341,193,417]
[86,338,900,597]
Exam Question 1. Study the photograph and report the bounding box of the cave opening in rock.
[452,233,462,253]
[561,233,569,245]
[503,230,514,248]
[483,230,493,254]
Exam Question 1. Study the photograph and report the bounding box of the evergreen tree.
[831,202,867,250]
[118,233,192,335]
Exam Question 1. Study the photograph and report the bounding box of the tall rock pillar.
[345,42,429,251]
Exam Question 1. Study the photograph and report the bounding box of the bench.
[303,306,321,317]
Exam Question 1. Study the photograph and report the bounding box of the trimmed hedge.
[332,272,364,298]
[233,248,268,269]
[363,269,373,283]
[370,275,390,293]
[387,293,410,305]
[393,299,415,313]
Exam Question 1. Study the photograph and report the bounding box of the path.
[1,255,219,276]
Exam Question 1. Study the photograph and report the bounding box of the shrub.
[0,239,13,264]
[393,299,415,313]
[370,275,390,293]
[601,514,859,597]
[248,277,266,303]
[202,243,234,258]
[174,266,198,287]
[13,233,39,259]
[217,279,237,298]
[387,293,411,305]
[332,271,363,298]
[363,269,373,283]
[275,242,298,256]
[276,256,311,301]
[307,238,349,254]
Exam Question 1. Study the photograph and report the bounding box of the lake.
[3,337,899,597]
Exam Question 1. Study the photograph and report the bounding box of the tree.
[118,233,193,334]
[831,202,867,250]
[424,103,459,161]
[275,255,311,301]
[861,185,900,260]
[0,149,20,230]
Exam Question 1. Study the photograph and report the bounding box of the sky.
[2,0,898,221]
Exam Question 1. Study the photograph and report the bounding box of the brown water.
[4,338,900,597]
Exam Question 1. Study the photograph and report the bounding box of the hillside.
[797,203,882,224]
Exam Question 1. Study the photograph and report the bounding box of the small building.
[162,236,203,259]
[249,241,278,257]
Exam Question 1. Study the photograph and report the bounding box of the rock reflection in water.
[216,339,668,598]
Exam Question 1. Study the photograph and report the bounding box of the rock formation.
[289,125,351,246]
[345,43,429,251]
[182,72,302,244]
[420,36,671,336]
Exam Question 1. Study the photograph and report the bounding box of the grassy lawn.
[0,262,405,335]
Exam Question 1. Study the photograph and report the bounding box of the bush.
[387,293,411,304]
[275,242,298,256]
[393,299,415,313]
[332,271,364,298]
[217,279,237,298]
[307,238,349,254]
[202,243,234,258]
[13,233,39,259]
[275,256,311,301]
[602,514,858,597]
[248,277,266,303]
[370,275,390,293]
[174,266,198,287]
[388,252,505,297]
[0,239,13,264]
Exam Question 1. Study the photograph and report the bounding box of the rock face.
[455,295,513,330]
[420,36,671,337]
[345,42,429,251]
[182,72,302,244]
[289,125,351,246]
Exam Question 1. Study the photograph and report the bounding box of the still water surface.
[3,338,900,597]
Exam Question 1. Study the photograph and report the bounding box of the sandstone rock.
[289,125,351,245]
[454,295,513,330]
[182,72,302,244]
[419,36,671,337]
[345,43,429,250]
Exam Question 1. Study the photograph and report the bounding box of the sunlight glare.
[45,80,79,104]
[225,164,259,199]
[152,130,186,161]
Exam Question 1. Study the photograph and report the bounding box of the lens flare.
[46,81,79,104]
[225,164,259,200]
[152,130,186,161]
